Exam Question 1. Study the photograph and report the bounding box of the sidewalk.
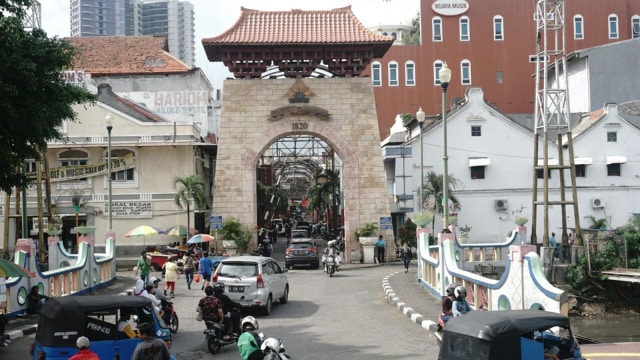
[2,259,440,345]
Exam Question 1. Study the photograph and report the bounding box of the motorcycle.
[325,255,336,277]
[204,320,238,354]
[159,296,179,334]
[261,336,292,359]
[253,243,264,256]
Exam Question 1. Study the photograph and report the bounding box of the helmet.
[213,282,225,294]
[454,286,467,300]
[260,337,282,352]
[445,283,458,297]
[328,240,336,247]
[241,316,259,331]
[149,276,161,287]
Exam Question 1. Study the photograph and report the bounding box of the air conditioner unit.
[592,198,605,208]
[495,199,508,211]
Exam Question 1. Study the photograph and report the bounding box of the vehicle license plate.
[229,286,244,293]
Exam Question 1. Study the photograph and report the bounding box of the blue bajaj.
[30,295,175,360]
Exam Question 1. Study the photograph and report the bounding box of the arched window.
[573,15,584,39]
[609,14,619,39]
[391,32,397,40]
[388,61,399,86]
[460,16,470,41]
[433,17,442,42]
[105,149,136,186]
[433,60,444,86]
[460,60,471,85]
[372,62,382,87]
[493,15,504,41]
[58,149,90,185]
[632,15,640,39]
[405,61,415,86]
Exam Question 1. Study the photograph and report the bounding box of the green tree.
[173,175,206,235]
[0,1,96,192]
[305,169,340,227]
[397,218,417,248]
[421,171,462,231]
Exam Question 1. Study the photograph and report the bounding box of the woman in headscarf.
[133,279,146,296]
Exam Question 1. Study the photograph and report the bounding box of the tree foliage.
[0,0,96,193]
[397,218,417,248]
[305,169,340,223]
[421,171,462,230]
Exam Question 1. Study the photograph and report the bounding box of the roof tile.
[66,36,191,76]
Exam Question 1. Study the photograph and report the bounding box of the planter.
[222,240,238,255]
[459,235,468,244]
[358,236,378,246]
[75,226,96,235]
[350,249,362,264]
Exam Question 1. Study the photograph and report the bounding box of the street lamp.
[416,108,426,212]
[105,113,113,230]
[439,63,452,232]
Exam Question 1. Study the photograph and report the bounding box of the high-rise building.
[69,0,194,67]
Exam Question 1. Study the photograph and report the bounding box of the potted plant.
[448,215,458,227]
[458,224,472,243]
[355,222,379,245]
[515,217,529,226]
[413,212,434,227]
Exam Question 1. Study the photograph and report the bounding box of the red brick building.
[369,0,640,140]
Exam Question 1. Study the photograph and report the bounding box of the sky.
[39,0,420,91]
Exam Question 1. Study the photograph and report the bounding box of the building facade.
[70,0,195,67]
[368,0,640,140]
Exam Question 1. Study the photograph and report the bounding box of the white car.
[212,256,289,315]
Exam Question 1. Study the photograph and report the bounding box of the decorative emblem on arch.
[269,77,331,120]
[285,77,315,103]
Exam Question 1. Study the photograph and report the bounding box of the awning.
[574,157,593,165]
[606,156,627,164]
[537,158,559,166]
[468,158,491,167]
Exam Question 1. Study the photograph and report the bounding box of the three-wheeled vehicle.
[438,310,584,360]
[31,295,175,360]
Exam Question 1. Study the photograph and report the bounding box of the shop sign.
[432,0,469,16]
[104,201,152,219]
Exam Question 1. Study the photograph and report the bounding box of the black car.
[285,239,320,269]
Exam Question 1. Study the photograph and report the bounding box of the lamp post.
[439,63,452,232]
[416,108,426,212]
[105,113,113,230]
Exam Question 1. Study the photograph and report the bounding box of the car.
[290,229,308,239]
[295,221,311,236]
[285,239,320,269]
[212,256,289,315]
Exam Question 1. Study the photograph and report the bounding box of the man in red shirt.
[69,336,99,360]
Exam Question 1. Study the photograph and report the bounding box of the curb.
[382,271,438,332]
[3,324,37,342]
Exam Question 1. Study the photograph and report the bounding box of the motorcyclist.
[213,282,242,337]
[439,283,457,326]
[452,286,472,317]
[149,276,173,325]
[237,316,264,360]
[324,240,341,272]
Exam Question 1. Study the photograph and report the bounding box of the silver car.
[213,256,289,315]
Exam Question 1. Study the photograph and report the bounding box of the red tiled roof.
[66,36,192,76]
[202,6,394,61]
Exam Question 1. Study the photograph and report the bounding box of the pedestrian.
[131,322,171,360]
[26,285,49,314]
[376,235,386,263]
[198,253,214,291]
[68,336,99,360]
[549,232,557,258]
[183,251,195,289]
[162,257,179,297]
[401,242,412,273]
[135,251,151,286]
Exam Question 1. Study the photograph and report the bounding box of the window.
[574,15,584,39]
[372,62,381,86]
[607,163,621,176]
[461,60,471,85]
[405,61,415,86]
[607,131,617,142]
[470,166,485,179]
[632,16,640,39]
[107,149,135,183]
[391,32,397,40]
[536,169,552,179]
[460,17,470,41]
[434,61,443,85]
[609,14,619,39]
[433,17,442,42]
[388,62,398,86]
[494,16,504,40]
[575,165,586,177]
[471,126,481,136]
[59,150,89,184]
[496,71,503,84]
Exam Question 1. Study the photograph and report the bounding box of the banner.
[28,153,136,183]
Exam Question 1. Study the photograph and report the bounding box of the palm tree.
[306,169,340,228]
[256,181,288,226]
[173,175,207,237]
[421,171,462,231]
